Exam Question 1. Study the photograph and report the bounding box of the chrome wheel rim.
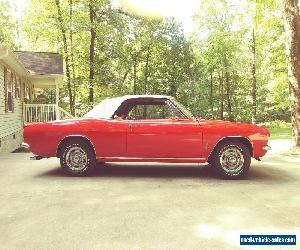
[220,146,244,174]
[65,146,88,172]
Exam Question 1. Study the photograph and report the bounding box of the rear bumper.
[21,142,30,149]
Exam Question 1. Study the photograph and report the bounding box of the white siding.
[0,63,23,153]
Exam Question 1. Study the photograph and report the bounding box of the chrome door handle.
[129,123,138,132]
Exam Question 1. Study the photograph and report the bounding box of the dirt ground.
[0,139,299,250]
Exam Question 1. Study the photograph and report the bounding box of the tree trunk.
[209,71,213,117]
[144,45,151,94]
[133,55,137,94]
[89,1,96,105]
[143,46,151,118]
[122,70,129,85]
[69,0,76,115]
[224,57,233,121]
[252,28,257,124]
[225,70,233,121]
[168,58,178,97]
[218,71,224,120]
[283,0,300,146]
[54,0,74,115]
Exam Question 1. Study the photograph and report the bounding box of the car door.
[126,101,203,159]
[127,119,203,158]
[89,119,128,158]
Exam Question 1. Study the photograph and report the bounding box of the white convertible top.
[111,95,172,102]
[84,95,173,119]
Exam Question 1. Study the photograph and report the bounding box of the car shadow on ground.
[36,164,214,179]
[35,163,296,183]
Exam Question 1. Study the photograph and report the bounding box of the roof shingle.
[14,51,63,75]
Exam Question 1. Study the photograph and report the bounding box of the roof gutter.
[0,43,31,77]
[0,44,9,59]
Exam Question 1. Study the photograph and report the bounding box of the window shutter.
[15,76,17,98]
[19,78,22,98]
[11,72,14,112]
[4,67,7,112]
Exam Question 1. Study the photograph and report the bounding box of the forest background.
[1,0,300,145]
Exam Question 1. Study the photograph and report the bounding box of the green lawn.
[268,126,300,155]
[268,127,292,139]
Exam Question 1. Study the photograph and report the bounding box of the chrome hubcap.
[220,146,244,173]
[65,146,88,172]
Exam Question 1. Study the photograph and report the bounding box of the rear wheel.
[210,141,251,179]
[60,139,96,176]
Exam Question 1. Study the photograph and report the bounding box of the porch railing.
[24,104,74,123]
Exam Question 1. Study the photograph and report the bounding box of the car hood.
[197,119,270,135]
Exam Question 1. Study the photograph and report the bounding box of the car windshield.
[170,98,194,119]
[83,97,124,119]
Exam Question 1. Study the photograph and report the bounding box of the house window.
[22,81,25,99]
[19,79,23,99]
[4,68,14,112]
[15,76,20,99]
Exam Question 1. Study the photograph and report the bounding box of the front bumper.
[262,145,271,151]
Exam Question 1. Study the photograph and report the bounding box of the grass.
[263,121,300,155]
[259,120,292,139]
[269,127,292,139]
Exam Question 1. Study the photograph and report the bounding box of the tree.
[54,0,75,115]
[191,0,247,121]
[69,0,77,111]
[283,0,300,146]
[88,0,96,104]
[20,0,291,125]
[0,0,16,48]
[251,28,257,124]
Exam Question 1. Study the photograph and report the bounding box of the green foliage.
[189,0,289,122]
[260,120,291,128]
[21,0,195,116]
[0,0,17,48]
[14,0,290,123]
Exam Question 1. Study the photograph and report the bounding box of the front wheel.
[210,141,251,179]
[60,140,96,176]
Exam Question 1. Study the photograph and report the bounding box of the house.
[0,43,72,153]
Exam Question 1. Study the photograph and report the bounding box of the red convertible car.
[23,95,271,179]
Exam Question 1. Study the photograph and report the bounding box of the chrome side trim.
[207,136,254,159]
[97,157,206,161]
[56,134,97,156]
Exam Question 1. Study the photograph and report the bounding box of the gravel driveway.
[0,139,299,250]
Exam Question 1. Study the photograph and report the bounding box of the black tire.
[60,139,96,176]
[210,140,251,179]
